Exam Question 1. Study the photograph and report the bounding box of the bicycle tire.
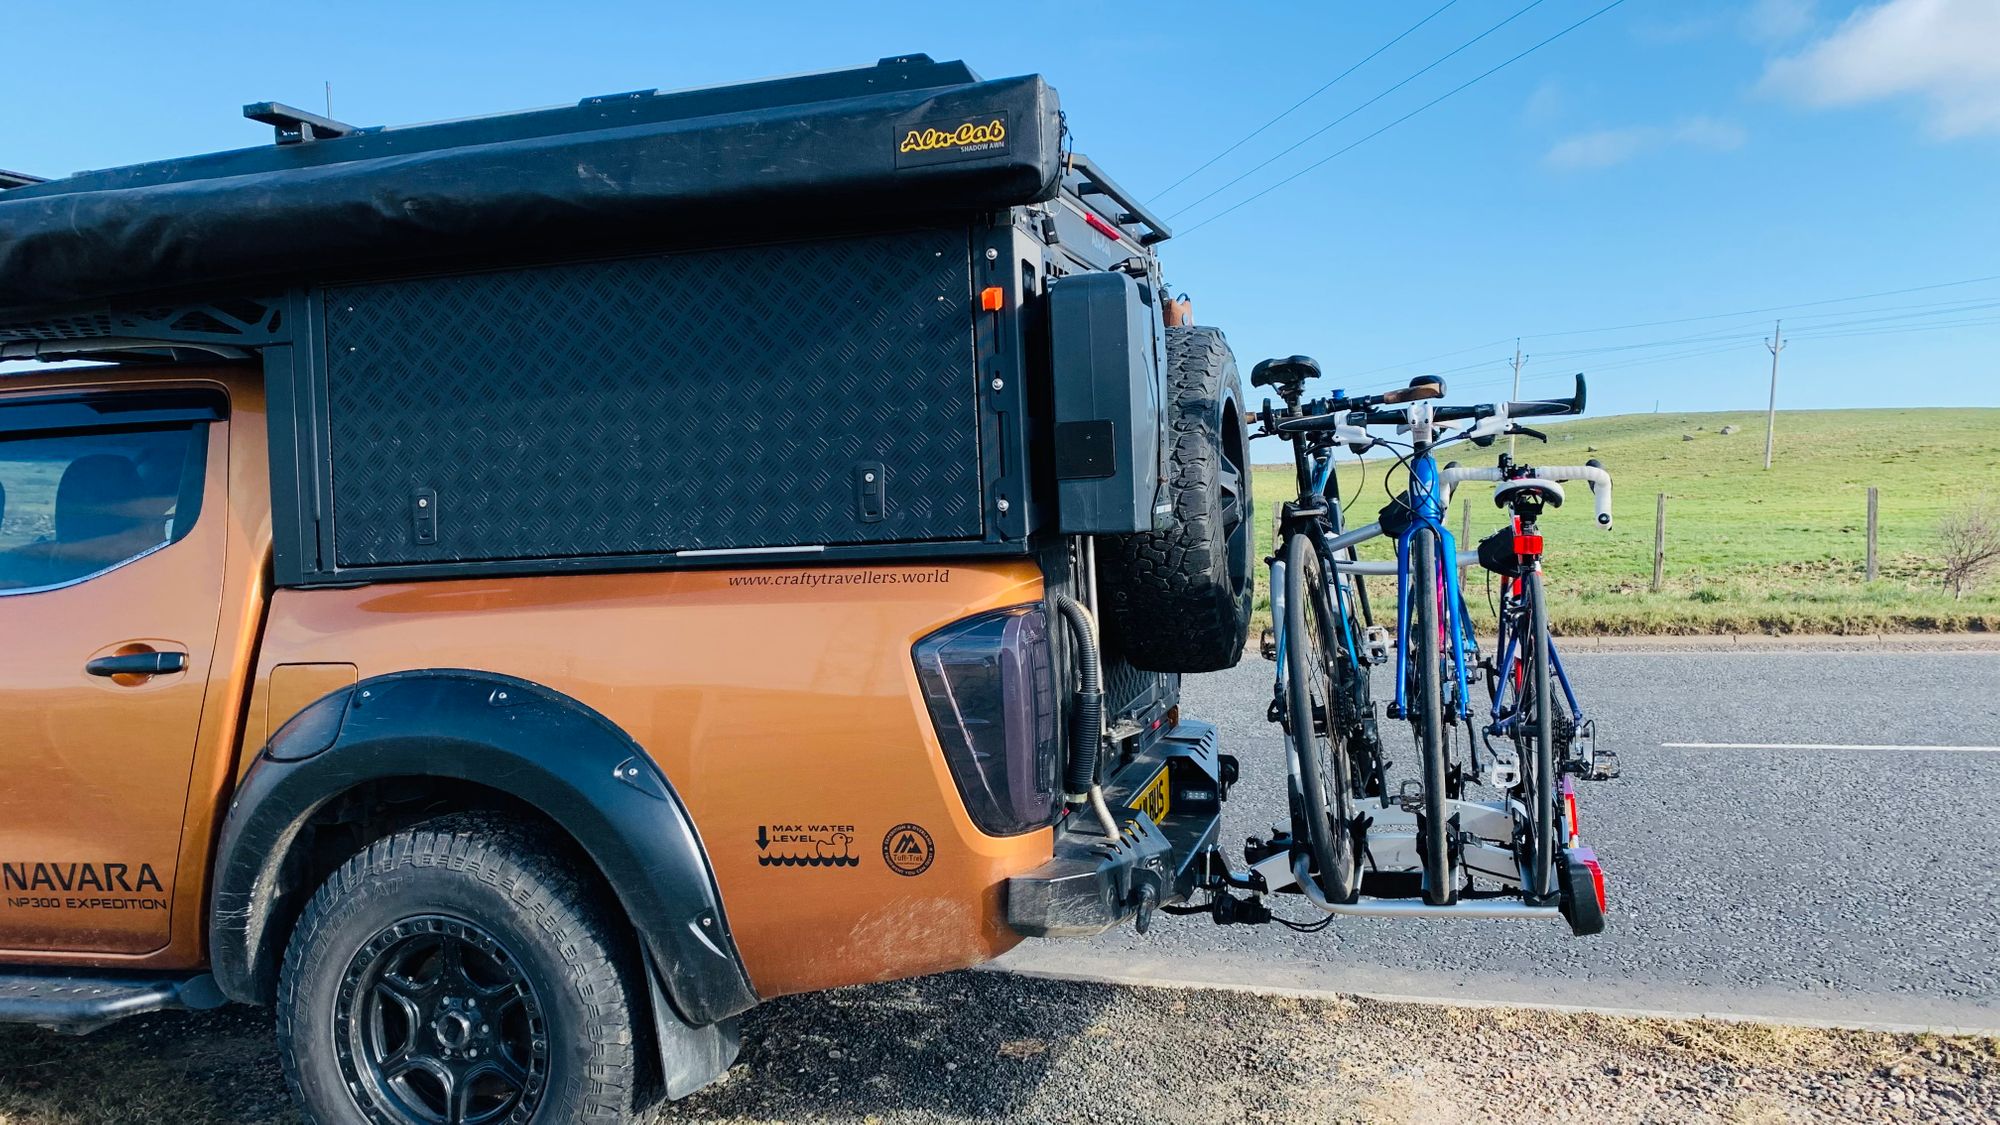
[1285,533,1359,903]
[1411,529,1456,906]
[1522,570,1558,904]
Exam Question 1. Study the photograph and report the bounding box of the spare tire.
[1099,325,1254,672]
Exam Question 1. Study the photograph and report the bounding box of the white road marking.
[1663,742,2000,753]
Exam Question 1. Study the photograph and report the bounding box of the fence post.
[1460,498,1471,545]
[1651,493,1666,593]
[1866,487,1879,582]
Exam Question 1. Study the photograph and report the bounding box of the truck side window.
[0,424,207,593]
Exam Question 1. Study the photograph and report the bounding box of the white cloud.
[1635,1,1814,45]
[1545,117,1748,170]
[1523,78,1565,124]
[1764,0,2000,137]
[1744,0,1817,42]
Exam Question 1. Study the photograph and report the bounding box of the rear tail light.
[1576,849,1608,912]
[913,606,1059,836]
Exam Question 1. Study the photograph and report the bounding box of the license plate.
[1128,764,1171,825]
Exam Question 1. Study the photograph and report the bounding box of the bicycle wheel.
[1284,533,1359,903]
[1410,529,1457,906]
[1518,570,1558,904]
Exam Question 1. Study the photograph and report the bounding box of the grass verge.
[1249,406,2000,635]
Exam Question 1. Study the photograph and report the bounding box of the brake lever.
[1514,425,1550,443]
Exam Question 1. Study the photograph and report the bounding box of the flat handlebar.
[1358,373,1588,428]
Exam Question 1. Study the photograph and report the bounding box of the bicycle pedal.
[1259,628,1277,661]
[1576,720,1617,779]
[1363,626,1391,665]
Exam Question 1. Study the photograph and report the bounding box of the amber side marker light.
[980,286,1005,311]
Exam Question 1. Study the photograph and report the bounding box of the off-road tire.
[1100,325,1253,673]
[277,812,643,1125]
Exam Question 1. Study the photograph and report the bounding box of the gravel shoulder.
[2,971,1994,1124]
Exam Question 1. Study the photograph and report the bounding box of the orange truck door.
[0,394,227,955]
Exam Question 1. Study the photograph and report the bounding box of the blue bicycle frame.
[1391,451,1476,724]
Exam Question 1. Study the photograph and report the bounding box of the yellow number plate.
[1128,765,1171,825]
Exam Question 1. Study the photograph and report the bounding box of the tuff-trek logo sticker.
[881,823,935,876]
[756,824,860,868]
[895,111,1009,168]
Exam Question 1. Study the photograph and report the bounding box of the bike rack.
[1227,797,1564,922]
[1286,855,1560,919]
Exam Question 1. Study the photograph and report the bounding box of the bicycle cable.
[1339,444,1369,522]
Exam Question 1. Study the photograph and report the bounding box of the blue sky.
[4,0,1996,415]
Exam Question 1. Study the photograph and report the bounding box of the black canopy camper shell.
[0,55,1186,591]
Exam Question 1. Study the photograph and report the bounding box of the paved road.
[999,649,2000,1032]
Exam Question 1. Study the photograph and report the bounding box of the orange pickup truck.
[0,56,1250,1123]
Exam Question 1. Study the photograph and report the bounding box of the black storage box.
[321,229,987,567]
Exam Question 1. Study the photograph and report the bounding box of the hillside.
[1250,407,2000,633]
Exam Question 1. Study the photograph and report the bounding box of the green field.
[1250,408,2000,634]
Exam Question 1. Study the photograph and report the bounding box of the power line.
[1153,0,1465,200]
[1179,0,1632,236]
[1340,337,1515,381]
[1373,309,2000,400]
[1506,273,2000,341]
[1789,314,2000,342]
[1342,273,2000,383]
[1167,0,1552,221]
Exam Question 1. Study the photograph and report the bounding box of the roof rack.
[243,102,361,145]
[0,169,47,191]
[1067,154,1171,246]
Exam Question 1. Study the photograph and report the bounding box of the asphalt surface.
[999,649,2000,1033]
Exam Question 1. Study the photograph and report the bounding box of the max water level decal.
[756,824,860,868]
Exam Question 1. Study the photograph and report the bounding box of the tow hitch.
[1006,721,1233,938]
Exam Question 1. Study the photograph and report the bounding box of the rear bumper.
[1005,719,1231,938]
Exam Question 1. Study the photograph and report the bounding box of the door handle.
[85,651,188,677]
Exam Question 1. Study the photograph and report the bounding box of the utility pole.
[325,81,333,119]
[1508,339,1526,455]
[1763,320,1784,470]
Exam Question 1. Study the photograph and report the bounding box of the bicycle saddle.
[1251,354,1320,392]
[1494,479,1565,508]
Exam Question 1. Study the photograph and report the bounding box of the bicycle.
[1247,355,1430,907]
[1443,450,1617,930]
[1255,370,1595,914]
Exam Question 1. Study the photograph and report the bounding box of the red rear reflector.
[1582,856,1607,912]
[1083,212,1124,241]
[980,286,1005,311]
[1564,787,1581,846]
[1515,533,1543,555]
